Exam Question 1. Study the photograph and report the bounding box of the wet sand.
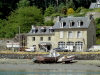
[0,59,100,71]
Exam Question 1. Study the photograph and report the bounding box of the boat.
[33,50,75,63]
[33,49,60,63]
[57,55,75,63]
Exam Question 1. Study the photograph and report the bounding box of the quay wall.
[0,52,100,60]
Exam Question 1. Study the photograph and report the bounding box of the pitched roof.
[28,26,54,35]
[89,1,100,9]
[27,16,92,35]
[90,3,97,9]
[53,16,91,29]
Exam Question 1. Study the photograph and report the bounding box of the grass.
[96,38,100,44]
[0,51,100,55]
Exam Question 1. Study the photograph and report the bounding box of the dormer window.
[60,22,66,28]
[77,21,83,27]
[32,27,38,33]
[97,0,100,4]
[41,27,46,32]
[69,20,75,27]
[49,27,54,33]
[63,22,66,27]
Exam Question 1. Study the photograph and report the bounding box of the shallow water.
[0,69,100,75]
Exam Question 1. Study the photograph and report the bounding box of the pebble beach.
[0,59,100,71]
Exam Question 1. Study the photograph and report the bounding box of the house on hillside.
[90,0,100,9]
[27,16,96,52]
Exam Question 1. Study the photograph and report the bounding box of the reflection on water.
[0,69,100,75]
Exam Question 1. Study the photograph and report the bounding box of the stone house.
[27,16,96,52]
[90,0,100,9]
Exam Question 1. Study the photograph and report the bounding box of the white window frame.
[77,21,83,27]
[58,42,65,48]
[60,31,63,38]
[68,31,73,38]
[60,22,63,28]
[69,20,74,28]
[77,31,82,38]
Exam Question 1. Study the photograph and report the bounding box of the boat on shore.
[33,50,60,63]
[32,50,75,63]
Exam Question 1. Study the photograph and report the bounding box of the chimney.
[32,25,34,29]
[57,16,61,22]
[89,14,93,20]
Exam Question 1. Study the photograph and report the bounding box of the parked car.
[25,47,35,52]
[88,45,100,52]
[53,47,68,52]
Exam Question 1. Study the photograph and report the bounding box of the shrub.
[44,20,54,26]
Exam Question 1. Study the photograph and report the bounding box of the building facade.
[27,16,96,52]
[90,0,100,9]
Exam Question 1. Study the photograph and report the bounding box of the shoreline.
[0,59,100,71]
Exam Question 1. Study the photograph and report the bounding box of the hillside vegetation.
[0,0,100,42]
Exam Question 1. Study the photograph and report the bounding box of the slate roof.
[90,1,100,9]
[27,16,92,35]
[28,26,54,35]
[53,16,91,29]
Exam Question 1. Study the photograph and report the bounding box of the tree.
[44,5,55,16]
[66,0,76,9]
[67,8,75,15]
[17,0,30,8]
[95,18,100,37]
[61,6,67,15]
[3,6,43,38]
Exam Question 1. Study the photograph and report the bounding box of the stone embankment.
[0,52,100,60]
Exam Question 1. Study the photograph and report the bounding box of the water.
[0,69,100,75]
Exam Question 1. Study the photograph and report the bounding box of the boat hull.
[33,56,59,63]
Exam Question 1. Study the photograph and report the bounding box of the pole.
[19,26,20,51]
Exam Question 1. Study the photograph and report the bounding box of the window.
[98,4,100,7]
[32,37,35,41]
[78,21,83,27]
[60,22,66,28]
[66,42,74,45]
[32,29,38,33]
[58,42,65,48]
[69,21,75,27]
[41,27,46,32]
[60,31,63,38]
[77,31,82,38]
[75,41,83,51]
[49,27,54,33]
[68,31,73,38]
[48,37,51,41]
[40,37,43,41]
[60,22,63,28]
[63,22,66,27]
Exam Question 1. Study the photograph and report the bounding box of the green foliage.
[51,13,65,17]
[95,18,100,37]
[44,5,55,16]
[61,6,67,15]
[44,20,54,26]
[96,38,100,44]
[76,7,85,13]
[17,0,30,8]
[66,0,76,9]
[92,8,100,12]
[1,6,43,38]
[73,13,85,17]
[67,8,75,15]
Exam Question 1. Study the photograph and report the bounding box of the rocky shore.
[0,53,100,60]
[0,59,100,71]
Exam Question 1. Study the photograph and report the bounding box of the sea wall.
[0,52,100,60]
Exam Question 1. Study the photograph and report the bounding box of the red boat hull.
[34,56,59,63]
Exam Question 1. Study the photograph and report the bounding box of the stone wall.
[0,53,100,60]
